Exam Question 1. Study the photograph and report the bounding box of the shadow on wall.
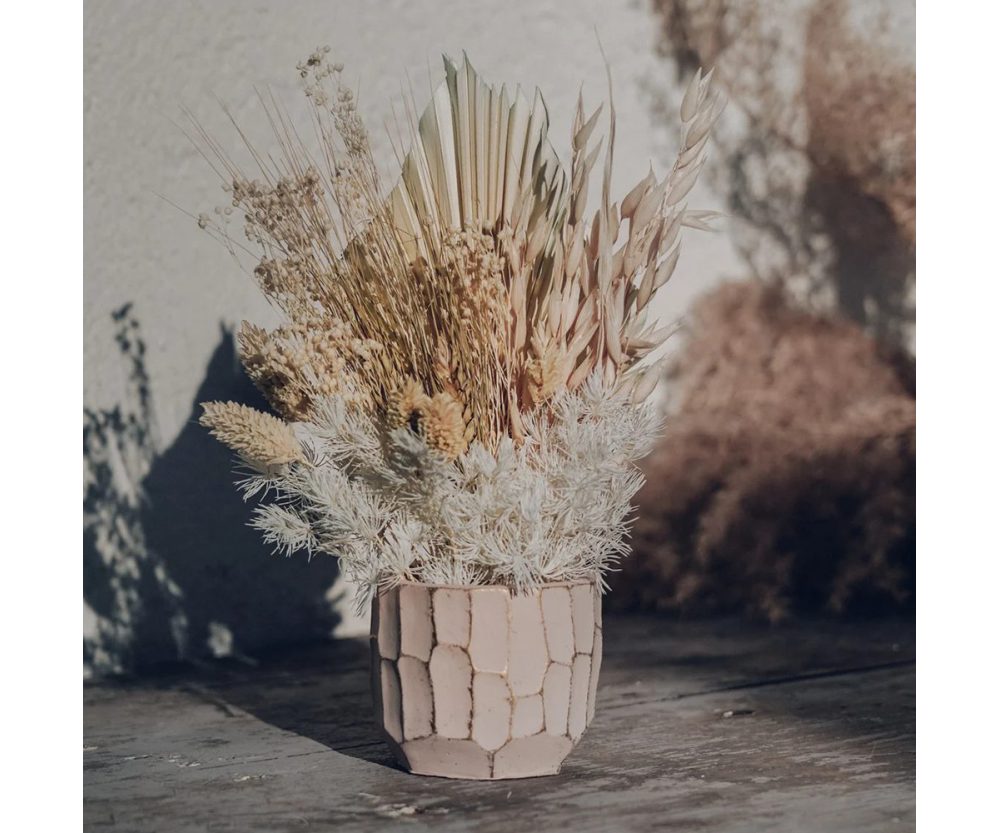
[83,305,340,676]
[647,0,915,349]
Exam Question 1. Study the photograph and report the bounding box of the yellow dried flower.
[238,322,310,421]
[199,401,304,466]
[419,391,469,459]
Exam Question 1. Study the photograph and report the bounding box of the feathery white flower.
[238,377,659,609]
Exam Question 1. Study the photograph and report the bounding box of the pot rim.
[381,577,598,592]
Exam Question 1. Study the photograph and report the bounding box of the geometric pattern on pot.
[370,580,603,779]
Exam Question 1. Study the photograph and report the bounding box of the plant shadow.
[84,306,341,675]
[645,0,915,347]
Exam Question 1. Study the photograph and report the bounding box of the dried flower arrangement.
[195,50,723,609]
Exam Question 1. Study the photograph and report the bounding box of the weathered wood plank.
[84,615,914,832]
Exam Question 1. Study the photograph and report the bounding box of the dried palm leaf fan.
[390,56,568,259]
[197,50,724,598]
[385,54,573,445]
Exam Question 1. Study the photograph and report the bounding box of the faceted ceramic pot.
[370,579,603,779]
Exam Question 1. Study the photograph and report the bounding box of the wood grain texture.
[84,615,914,832]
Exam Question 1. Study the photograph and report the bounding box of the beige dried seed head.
[419,391,469,460]
[237,321,269,358]
[386,377,431,430]
[199,401,304,465]
[526,343,569,405]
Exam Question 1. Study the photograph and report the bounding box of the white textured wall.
[83,0,740,672]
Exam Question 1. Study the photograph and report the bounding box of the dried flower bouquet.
[197,51,723,609]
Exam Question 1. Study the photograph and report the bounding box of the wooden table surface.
[84,615,915,832]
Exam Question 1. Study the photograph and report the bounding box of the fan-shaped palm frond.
[390,54,567,263]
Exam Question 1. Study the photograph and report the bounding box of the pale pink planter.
[370,579,603,779]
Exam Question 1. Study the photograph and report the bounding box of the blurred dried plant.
[650,0,915,347]
[611,281,915,620]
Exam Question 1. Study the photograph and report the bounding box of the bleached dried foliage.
[193,50,720,599]
[242,379,657,610]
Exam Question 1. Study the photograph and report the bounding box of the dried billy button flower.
[199,401,304,466]
[419,391,469,459]
[386,379,469,459]
[387,378,431,431]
